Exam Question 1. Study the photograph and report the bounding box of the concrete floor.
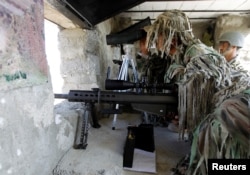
[53,111,190,175]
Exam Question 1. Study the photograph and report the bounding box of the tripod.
[112,45,139,130]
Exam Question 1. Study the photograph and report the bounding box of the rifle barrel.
[54,94,69,99]
[54,90,177,104]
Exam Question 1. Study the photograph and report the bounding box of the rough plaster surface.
[58,20,122,92]
[0,85,83,175]
[53,101,82,151]
[0,84,58,175]
[0,1,77,174]
[0,0,48,91]
[58,29,99,91]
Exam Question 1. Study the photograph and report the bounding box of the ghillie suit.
[139,53,171,86]
[137,53,177,125]
[170,43,249,175]
[143,10,250,175]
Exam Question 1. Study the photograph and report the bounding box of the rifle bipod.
[74,102,101,149]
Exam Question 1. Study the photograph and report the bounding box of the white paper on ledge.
[123,148,156,174]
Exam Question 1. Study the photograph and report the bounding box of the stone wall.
[0,1,73,174]
[58,17,132,92]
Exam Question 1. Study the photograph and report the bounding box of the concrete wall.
[58,26,116,92]
[0,1,74,174]
[0,1,134,174]
[58,17,132,92]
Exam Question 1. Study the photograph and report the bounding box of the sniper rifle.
[54,79,178,149]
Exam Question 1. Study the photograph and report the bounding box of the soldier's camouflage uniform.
[142,10,250,175]
[175,45,250,175]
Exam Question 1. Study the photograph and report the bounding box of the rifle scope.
[105,79,177,91]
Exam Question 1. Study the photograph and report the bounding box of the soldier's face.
[169,38,177,55]
[156,34,164,51]
[219,41,230,54]
[219,41,233,61]
[139,36,149,55]
[156,34,177,56]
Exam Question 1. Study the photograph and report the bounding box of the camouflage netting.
[144,9,197,60]
[180,52,250,174]
[143,10,250,175]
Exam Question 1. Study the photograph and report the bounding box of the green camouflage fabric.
[168,44,250,175]
[229,56,250,82]
[169,44,250,175]
[166,43,238,135]
[143,10,250,175]
[186,93,250,174]
[138,53,173,85]
[144,9,197,60]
